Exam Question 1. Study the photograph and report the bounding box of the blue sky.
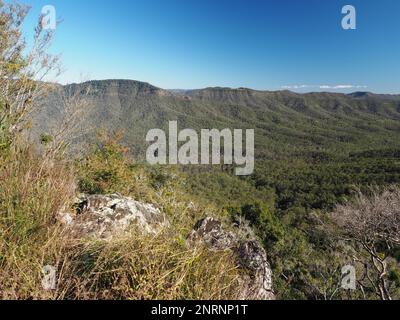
[21,0,400,93]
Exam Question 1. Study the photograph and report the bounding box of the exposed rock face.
[62,194,168,239]
[187,217,236,250]
[187,217,275,300]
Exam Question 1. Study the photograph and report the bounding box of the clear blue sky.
[22,0,400,93]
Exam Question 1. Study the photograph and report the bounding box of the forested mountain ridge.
[33,79,400,160]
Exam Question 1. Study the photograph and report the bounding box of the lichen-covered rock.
[187,217,275,300]
[236,240,275,300]
[63,194,168,239]
[187,218,236,250]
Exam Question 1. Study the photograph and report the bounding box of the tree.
[330,187,400,300]
[0,0,60,149]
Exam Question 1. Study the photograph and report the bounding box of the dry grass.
[0,143,76,299]
[56,232,241,300]
[0,143,242,300]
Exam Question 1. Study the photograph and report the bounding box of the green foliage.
[389,269,400,285]
[40,133,54,145]
[77,133,135,195]
[240,202,270,225]
[254,153,400,212]
[183,149,400,299]
[186,170,275,210]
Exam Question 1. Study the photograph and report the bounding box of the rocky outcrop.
[61,194,168,239]
[60,196,274,299]
[187,217,275,300]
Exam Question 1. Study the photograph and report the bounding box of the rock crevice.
[187,217,275,300]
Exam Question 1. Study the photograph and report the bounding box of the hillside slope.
[32,79,400,159]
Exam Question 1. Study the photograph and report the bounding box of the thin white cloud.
[282,84,368,90]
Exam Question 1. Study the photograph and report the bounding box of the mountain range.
[32,79,400,160]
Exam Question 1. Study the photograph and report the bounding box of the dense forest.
[184,148,400,299]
